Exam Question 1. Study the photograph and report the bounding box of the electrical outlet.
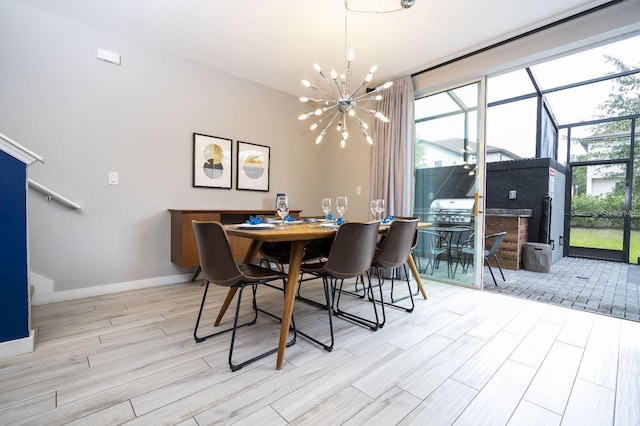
[356,186,362,195]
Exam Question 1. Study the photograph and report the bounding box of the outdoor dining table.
[216,221,429,370]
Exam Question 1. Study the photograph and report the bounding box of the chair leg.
[294,276,335,351]
[383,265,415,312]
[493,254,506,281]
[484,257,498,286]
[193,281,295,372]
[228,284,298,372]
[194,281,258,344]
[282,275,334,351]
[333,272,381,331]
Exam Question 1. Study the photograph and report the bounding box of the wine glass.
[322,198,331,219]
[375,199,385,221]
[335,196,348,219]
[276,195,289,225]
[370,200,378,220]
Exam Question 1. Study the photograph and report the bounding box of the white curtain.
[370,75,415,217]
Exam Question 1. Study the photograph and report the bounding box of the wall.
[0,1,324,296]
[0,151,29,342]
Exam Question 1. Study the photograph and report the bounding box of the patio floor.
[481,257,640,322]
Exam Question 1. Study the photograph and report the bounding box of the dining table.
[216,221,430,370]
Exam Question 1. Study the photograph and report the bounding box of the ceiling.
[15,0,613,97]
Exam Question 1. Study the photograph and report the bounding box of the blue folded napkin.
[336,217,344,225]
[381,215,394,224]
[246,215,262,225]
[326,213,333,220]
[284,215,296,222]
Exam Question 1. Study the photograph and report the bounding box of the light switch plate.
[109,171,119,185]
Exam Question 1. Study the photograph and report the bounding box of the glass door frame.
[561,114,637,263]
[412,77,488,288]
[566,159,631,262]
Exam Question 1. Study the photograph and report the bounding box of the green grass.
[570,227,640,263]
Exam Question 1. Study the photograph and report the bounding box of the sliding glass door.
[413,79,486,287]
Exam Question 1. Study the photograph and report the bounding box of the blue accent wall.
[0,150,29,342]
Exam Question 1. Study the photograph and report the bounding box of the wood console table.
[169,209,302,271]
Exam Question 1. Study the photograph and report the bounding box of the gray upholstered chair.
[298,221,380,351]
[191,221,293,371]
[370,217,419,325]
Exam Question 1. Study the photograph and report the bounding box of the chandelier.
[297,1,398,148]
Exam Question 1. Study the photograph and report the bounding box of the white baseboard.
[29,272,194,305]
[0,329,34,360]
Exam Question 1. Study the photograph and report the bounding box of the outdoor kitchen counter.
[485,208,532,218]
[485,209,532,270]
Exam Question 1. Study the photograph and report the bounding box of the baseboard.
[0,329,34,359]
[29,272,194,305]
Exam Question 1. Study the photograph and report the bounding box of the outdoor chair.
[415,230,449,276]
[456,231,507,285]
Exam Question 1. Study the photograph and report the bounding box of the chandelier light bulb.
[340,139,346,148]
[331,70,338,80]
[347,50,354,62]
[313,63,322,72]
[299,97,309,102]
[298,113,308,120]
[301,79,311,87]
[374,111,389,122]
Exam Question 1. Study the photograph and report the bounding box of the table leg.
[407,253,428,300]
[276,240,305,370]
[213,239,263,326]
[190,266,201,281]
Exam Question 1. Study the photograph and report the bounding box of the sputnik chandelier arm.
[296,0,405,148]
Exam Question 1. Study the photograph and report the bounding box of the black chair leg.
[296,276,335,351]
[193,282,295,372]
[194,281,258,343]
[493,254,506,281]
[333,272,380,331]
[382,265,415,313]
[485,257,498,286]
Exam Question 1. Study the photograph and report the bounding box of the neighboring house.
[575,130,637,196]
[417,138,520,168]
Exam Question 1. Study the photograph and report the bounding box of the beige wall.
[0,1,330,294]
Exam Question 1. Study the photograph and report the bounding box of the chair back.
[324,221,380,279]
[485,232,507,256]
[373,218,419,268]
[416,230,444,256]
[192,221,243,287]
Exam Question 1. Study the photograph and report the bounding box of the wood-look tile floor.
[1,276,639,425]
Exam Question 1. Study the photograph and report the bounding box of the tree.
[582,55,640,227]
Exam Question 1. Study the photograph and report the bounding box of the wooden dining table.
[216,221,429,370]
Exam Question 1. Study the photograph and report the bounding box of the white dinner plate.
[320,222,340,228]
[235,223,276,229]
[282,220,303,225]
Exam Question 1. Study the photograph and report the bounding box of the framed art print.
[193,133,232,189]
[236,141,270,192]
